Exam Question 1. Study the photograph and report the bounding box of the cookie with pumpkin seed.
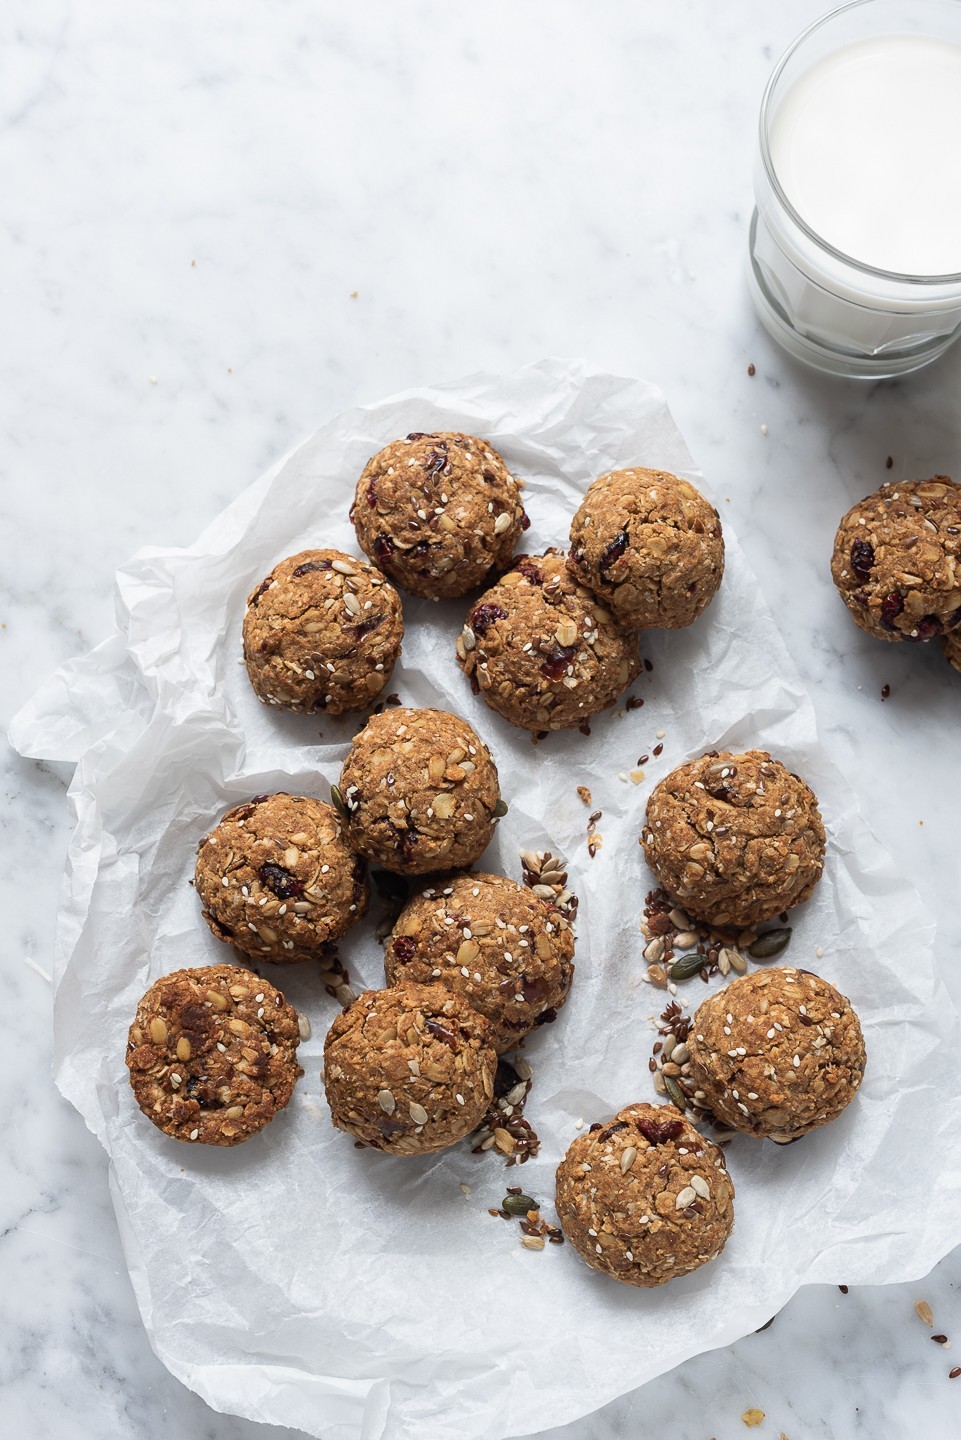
[384,871,574,1053]
[194,792,368,962]
[336,707,502,875]
[456,549,640,733]
[323,982,497,1155]
[242,548,403,714]
[555,1102,734,1287]
[126,963,302,1145]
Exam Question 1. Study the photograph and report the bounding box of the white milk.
[770,35,961,276]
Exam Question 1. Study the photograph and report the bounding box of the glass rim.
[759,0,961,287]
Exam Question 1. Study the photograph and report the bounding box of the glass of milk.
[749,0,961,378]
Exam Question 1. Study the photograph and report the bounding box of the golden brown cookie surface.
[942,628,961,673]
[337,708,501,875]
[242,549,403,715]
[323,982,496,1154]
[195,793,368,962]
[384,871,574,1052]
[568,467,724,630]
[687,967,866,1141]
[126,964,302,1145]
[641,750,825,929]
[456,550,640,733]
[351,431,527,600]
[554,1103,734,1287]
[831,477,961,642]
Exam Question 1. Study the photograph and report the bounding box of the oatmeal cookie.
[555,1103,734,1287]
[323,982,497,1154]
[336,708,502,875]
[568,467,724,630]
[351,431,527,600]
[688,967,866,1141]
[831,477,961,642]
[242,549,403,714]
[384,871,574,1052]
[126,964,302,1145]
[195,793,368,962]
[641,750,825,929]
[456,550,640,732]
[942,629,961,674]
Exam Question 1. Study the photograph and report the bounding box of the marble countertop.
[4,1,960,1437]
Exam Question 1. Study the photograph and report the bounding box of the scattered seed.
[747,927,792,960]
[502,1193,538,1215]
[663,1075,687,1110]
[916,1300,935,1327]
[670,952,705,981]
[521,1235,545,1250]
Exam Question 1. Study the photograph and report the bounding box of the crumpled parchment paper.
[11,359,961,1440]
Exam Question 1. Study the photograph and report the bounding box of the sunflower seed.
[663,1076,687,1110]
[690,1174,710,1199]
[916,1300,934,1327]
[620,1146,637,1174]
[297,1012,312,1041]
[675,1186,697,1210]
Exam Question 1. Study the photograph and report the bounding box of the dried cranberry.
[469,602,508,635]
[598,1120,628,1142]
[424,443,448,474]
[515,557,544,585]
[852,589,870,606]
[249,578,272,607]
[879,591,905,629]
[520,508,531,531]
[916,615,943,640]
[520,975,550,1005]
[373,534,396,567]
[352,615,385,641]
[425,1017,458,1050]
[392,935,417,964]
[292,560,331,578]
[494,1058,521,1095]
[539,645,576,681]
[406,431,434,441]
[849,539,875,580]
[635,1117,684,1145]
[599,531,629,572]
[258,863,303,900]
[365,479,378,508]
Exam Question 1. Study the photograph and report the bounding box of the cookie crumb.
[916,1299,934,1327]
[741,1411,765,1428]
[576,785,592,805]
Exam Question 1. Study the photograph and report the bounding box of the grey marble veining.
[3,1,960,1437]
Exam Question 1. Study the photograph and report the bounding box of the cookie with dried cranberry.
[831,477,961,642]
[384,871,574,1052]
[942,628,961,674]
[323,982,496,1154]
[456,550,640,733]
[242,548,403,714]
[126,964,302,1145]
[351,431,527,601]
[687,967,866,1142]
[554,1103,734,1287]
[336,708,502,875]
[641,750,825,929]
[568,467,724,630]
[195,793,368,962]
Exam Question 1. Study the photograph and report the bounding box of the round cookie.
[351,431,527,600]
[456,550,640,733]
[687,967,866,1142]
[336,708,502,875]
[323,982,497,1154]
[126,964,302,1145]
[641,749,825,929]
[384,871,574,1052]
[568,467,724,630]
[942,629,961,674]
[831,476,961,642]
[242,548,403,715]
[554,1103,734,1287]
[195,793,368,962]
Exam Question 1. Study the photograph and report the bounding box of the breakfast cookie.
[687,967,866,1142]
[323,982,497,1154]
[942,628,961,673]
[831,476,961,642]
[195,792,368,962]
[126,963,302,1145]
[568,467,724,630]
[384,871,574,1052]
[555,1102,734,1287]
[351,431,527,600]
[242,548,403,714]
[456,550,640,732]
[336,708,502,874]
[641,749,825,929]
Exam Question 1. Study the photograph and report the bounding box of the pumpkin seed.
[670,951,705,981]
[330,784,348,819]
[502,1193,537,1216]
[493,798,509,818]
[663,1076,687,1110]
[747,927,792,960]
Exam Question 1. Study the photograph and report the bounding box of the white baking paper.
[11,358,961,1440]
